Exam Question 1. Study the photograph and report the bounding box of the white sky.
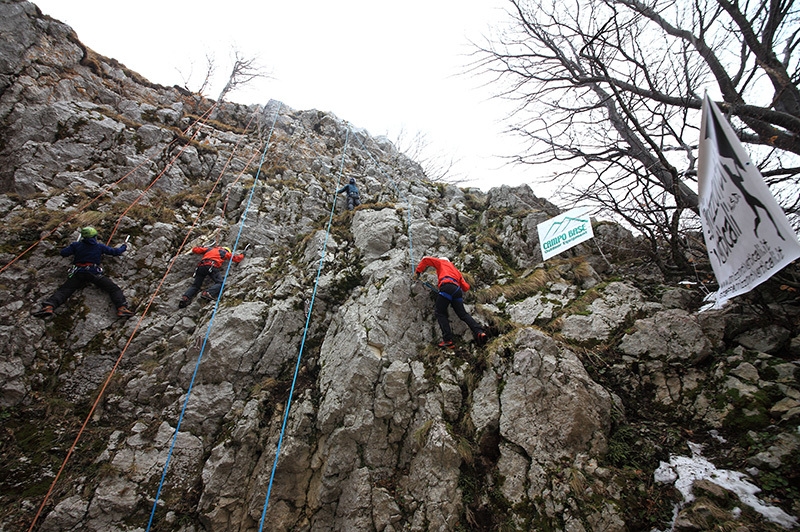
[32,0,542,193]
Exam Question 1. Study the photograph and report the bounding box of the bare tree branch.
[217,50,271,103]
[474,0,800,270]
[176,54,216,97]
[392,128,463,183]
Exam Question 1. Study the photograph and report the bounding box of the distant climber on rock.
[179,245,245,308]
[415,256,487,348]
[32,227,135,319]
[337,177,361,210]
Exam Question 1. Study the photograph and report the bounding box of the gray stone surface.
[1,4,798,530]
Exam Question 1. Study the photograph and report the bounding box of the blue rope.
[145,102,282,532]
[257,123,352,530]
[353,134,417,276]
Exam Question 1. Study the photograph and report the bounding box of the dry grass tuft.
[476,268,562,304]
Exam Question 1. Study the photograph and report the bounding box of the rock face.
[1,2,799,531]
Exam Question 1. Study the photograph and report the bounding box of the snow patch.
[654,441,798,529]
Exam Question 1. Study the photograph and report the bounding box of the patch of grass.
[124,203,176,226]
[184,114,249,135]
[721,387,777,437]
[326,267,364,305]
[169,185,215,208]
[413,419,434,447]
[475,268,562,304]
[95,108,143,131]
[604,423,672,470]
[141,108,160,123]
[571,259,597,284]
[168,127,219,155]
[561,287,603,316]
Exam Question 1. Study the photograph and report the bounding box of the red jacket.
[415,257,470,291]
[192,246,244,268]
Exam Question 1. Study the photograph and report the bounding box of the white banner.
[537,207,594,261]
[698,94,800,308]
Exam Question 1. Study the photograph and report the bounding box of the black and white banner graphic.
[698,95,800,308]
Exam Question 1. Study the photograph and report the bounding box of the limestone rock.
[734,324,792,354]
[353,208,402,262]
[561,281,654,343]
[619,308,713,364]
[2,4,799,531]
[500,328,612,466]
[39,495,89,532]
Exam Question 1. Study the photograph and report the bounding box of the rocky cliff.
[1,1,799,531]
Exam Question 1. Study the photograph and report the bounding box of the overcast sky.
[32,0,543,193]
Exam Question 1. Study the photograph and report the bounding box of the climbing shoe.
[32,304,54,318]
[178,296,190,308]
[116,306,135,318]
[476,332,488,346]
[438,339,456,349]
[200,291,214,301]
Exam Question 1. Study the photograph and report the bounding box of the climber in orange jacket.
[415,256,487,348]
[179,246,245,308]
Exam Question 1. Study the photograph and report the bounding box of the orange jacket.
[415,257,470,291]
[192,246,244,268]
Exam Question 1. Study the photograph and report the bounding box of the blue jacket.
[60,237,126,265]
[337,183,359,197]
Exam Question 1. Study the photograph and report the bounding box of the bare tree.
[216,50,270,103]
[177,54,216,98]
[392,128,463,183]
[475,0,800,270]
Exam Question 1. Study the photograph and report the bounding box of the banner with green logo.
[537,207,594,261]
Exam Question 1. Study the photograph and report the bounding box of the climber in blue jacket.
[32,227,135,318]
[337,177,361,210]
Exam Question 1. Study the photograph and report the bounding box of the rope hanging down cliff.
[26,102,265,532]
[104,103,222,244]
[0,104,218,277]
[144,103,283,531]
[257,123,352,530]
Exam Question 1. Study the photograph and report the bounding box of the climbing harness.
[68,263,103,277]
[435,276,465,301]
[437,284,464,302]
[193,264,215,278]
[257,124,352,531]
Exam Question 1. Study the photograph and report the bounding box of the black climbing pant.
[43,271,127,309]
[434,282,483,342]
[182,265,225,299]
[347,194,361,210]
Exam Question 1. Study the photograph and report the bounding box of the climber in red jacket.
[415,256,487,348]
[179,246,245,308]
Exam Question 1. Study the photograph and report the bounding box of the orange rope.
[0,160,150,276]
[219,143,266,219]
[27,107,266,531]
[1,105,216,276]
[105,103,219,244]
